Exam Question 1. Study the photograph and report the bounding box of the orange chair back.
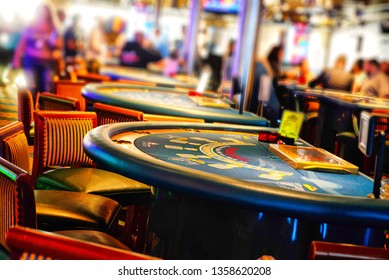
[53,80,87,111]
[31,111,97,185]
[0,122,31,172]
[93,103,144,126]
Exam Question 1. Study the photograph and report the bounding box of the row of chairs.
[6,225,389,260]
[6,226,159,260]
[2,72,203,259]
[0,153,155,260]
[18,84,206,145]
[0,113,152,247]
[2,72,206,259]
[1,92,154,257]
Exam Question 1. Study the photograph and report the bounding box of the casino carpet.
[0,84,18,127]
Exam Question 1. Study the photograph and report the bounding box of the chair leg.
[362,156,375,177]
[116,205,150,254]
[131,205,150,253]
[334,141,341,156]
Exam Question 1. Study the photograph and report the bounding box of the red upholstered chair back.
[371,109,389,139]
[37,92,81,112]
[31,111,97,185]
[0,122,31,172]
[6,226,159,260]
[0,158,36,249]
[76,73,111,83]
[93,103,144,126]
[53,80,87,111]
[309,241,389,260]
[17,88,34,143]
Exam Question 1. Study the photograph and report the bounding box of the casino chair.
[92,103,151,252]
[334,109,389,176]
[31,111,152,253]
[6,226,159,260]
[36,92,81,111]
[308,241,389,260]
[0,157,130,259]
[53,80,87,111]
[76,72,112,83]
[17,88,83,145]
[0,121,122,233]
[93,103,144,126]
[299,98,320,145]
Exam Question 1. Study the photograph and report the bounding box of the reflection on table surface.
[101,65,199,89]
[279,80,389,110]
[82,83,267,126]
[83,82,233,105]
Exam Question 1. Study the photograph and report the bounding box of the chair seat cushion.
[36,168,151,206]
[35,190,121,232]
[55,229,131,250]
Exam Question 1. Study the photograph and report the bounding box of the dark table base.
[148,188,385,260]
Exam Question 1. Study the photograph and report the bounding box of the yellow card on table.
[278,110,305,141]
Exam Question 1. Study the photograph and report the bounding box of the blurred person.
[308,54,353,92]
[360,60,389,99]
[221,39,235,81]
[266,44,297,111]
[12,2,62,100]
[162,49,180,77]
[150,27,169,59]
[57,9,66,29]
[267,44,286,80]
[350,58,367,94]
[286,58,315,84]
[381,60,389,74]
[85,17,107,73]
[63,14,84,65]
[174,25,187,72]
[119,31,161,69]
[364,58,381,78]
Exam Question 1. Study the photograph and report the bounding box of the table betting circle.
[132,130,372,197]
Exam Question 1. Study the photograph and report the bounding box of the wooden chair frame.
[93,103,144,126]
[76,72,111,83]
[37,92,81,111]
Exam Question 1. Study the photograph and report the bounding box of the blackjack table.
[82,83,267,126]
[100,65,199,89]
[83,122,389,260]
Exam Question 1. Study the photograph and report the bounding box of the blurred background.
[1,0,389,80]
